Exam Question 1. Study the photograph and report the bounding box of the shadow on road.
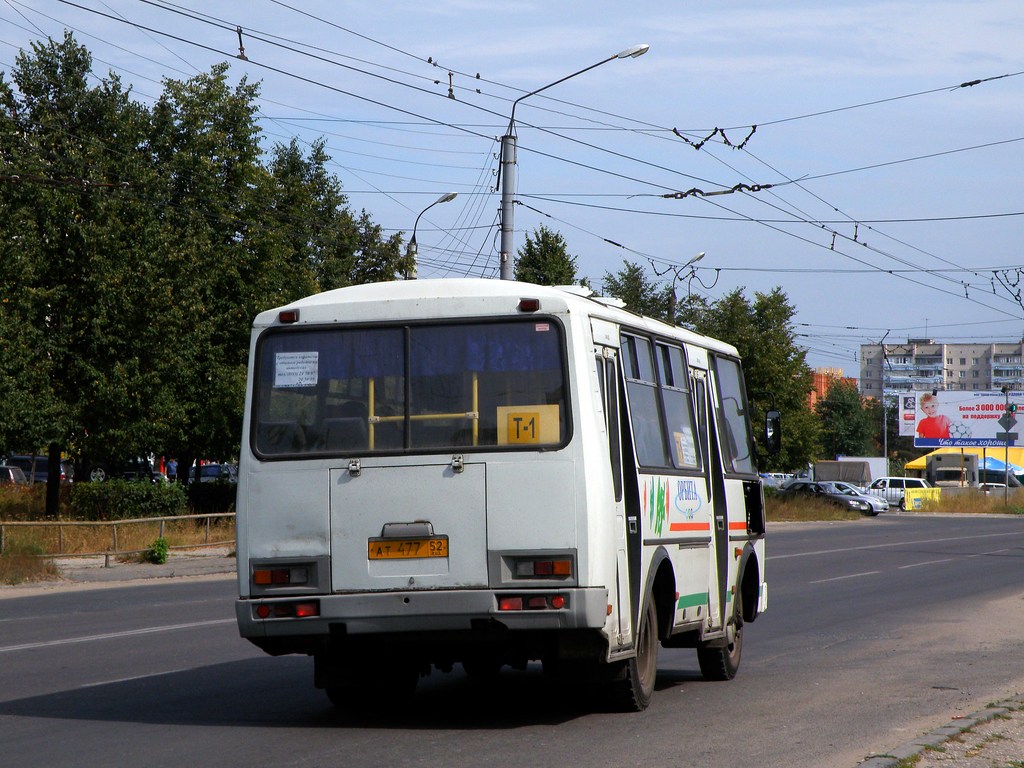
[0,656,708,730]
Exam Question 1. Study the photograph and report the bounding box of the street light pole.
[498,44,649,280]
[1002,385,1011,504]
[879,330,890,473]
[405,192,457,280]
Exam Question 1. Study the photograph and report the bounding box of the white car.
[818,481,888,516]
[866,476,932,511]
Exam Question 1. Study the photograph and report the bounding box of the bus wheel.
[697,592,743,681]
[612,598,659,711]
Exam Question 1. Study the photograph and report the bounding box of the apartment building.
[859,339,1024,398]
[809,367,857,408]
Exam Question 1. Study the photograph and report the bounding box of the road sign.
[998,412,1018,432]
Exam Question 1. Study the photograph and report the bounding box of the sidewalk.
[0,547,236,597]
[57,547,238,583]
[858,694,1024,767]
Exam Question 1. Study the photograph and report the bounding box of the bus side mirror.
[765,410,781,455]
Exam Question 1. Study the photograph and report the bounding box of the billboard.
[899,391,1024,448]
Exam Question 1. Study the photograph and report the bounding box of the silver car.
[818,481,888,516]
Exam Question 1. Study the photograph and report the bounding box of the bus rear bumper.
[237,587,609,652]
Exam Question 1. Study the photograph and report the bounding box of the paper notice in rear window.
[274,352,319,388]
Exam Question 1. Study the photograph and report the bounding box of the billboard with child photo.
[901,391,1024,448]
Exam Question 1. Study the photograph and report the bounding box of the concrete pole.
[496,44,648,281]
[499,133,517,281]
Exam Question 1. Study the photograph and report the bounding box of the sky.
[2,1,1023,376]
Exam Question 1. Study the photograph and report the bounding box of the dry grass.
[0,541,61,585]
[765,494,864,522]
[766,485,1024,522]
[0,517,234,585]
[921,486,1024,515]
[0,517,235,557]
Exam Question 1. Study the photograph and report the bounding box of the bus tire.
[697,591,743,681]
[611,597,659,711]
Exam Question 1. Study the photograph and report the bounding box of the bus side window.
[656,343,700,470]
[711,356,755,475]
[621,335,670,468]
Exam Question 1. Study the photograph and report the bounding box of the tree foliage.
[601,260,673,320]
[678,288,821,472]
[515,224,580,285]
[0,34,400,485]
[815,380,873,458]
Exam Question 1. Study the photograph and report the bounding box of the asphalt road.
[1,514,1023,768]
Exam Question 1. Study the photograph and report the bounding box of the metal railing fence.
[0,512,235,561]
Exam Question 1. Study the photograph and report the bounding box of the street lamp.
[405,192,458,280]
[498,44,649,280]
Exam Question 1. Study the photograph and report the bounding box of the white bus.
[235,279,779,711]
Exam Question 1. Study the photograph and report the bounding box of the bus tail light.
[254,600,320,620]
[498,594,568,611]
[513,558,573,579]
[253,566,309,586]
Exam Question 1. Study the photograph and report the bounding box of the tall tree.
[148,63,267,478]
[815,380,872,458]
[679,287,821,472]
[0,33,169,486]
[602,260,673,320]
[0,33,471,488]
[514,224,580,285]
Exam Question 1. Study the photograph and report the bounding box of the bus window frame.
[250,316,574,460]
[709,353,757,477]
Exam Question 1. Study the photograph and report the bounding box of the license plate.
[367,537,449,560]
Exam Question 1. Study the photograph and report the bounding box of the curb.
[858,693,1024,767]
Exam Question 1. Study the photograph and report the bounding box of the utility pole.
[880,331,890,473]
[497,45,649,280]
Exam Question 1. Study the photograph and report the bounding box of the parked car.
[817,481,888,516]
[191,463,238,483]
[0,465,28,485]
[776,479,881,515]
[759,472,793,489]
[865,476,932,511]
[3,455,71,484]
[82,457,165,483]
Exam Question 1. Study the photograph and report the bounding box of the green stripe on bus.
[677,592,710,609]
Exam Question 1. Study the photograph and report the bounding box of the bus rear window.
[252,320,568,456]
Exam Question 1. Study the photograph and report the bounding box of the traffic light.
[1010,403,1018,413]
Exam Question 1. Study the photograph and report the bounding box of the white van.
[866,476,931,510]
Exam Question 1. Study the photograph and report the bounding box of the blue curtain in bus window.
[322,329,403,380]
[409,322,560,376]
[259,329,403,384]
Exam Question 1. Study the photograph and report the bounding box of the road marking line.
[900,558,955,569]
[769,530,1019,560]
[0,618,234,654]
[810,571,881,584]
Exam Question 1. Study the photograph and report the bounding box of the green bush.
[67,480,188,521]
[145,537,170,564]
